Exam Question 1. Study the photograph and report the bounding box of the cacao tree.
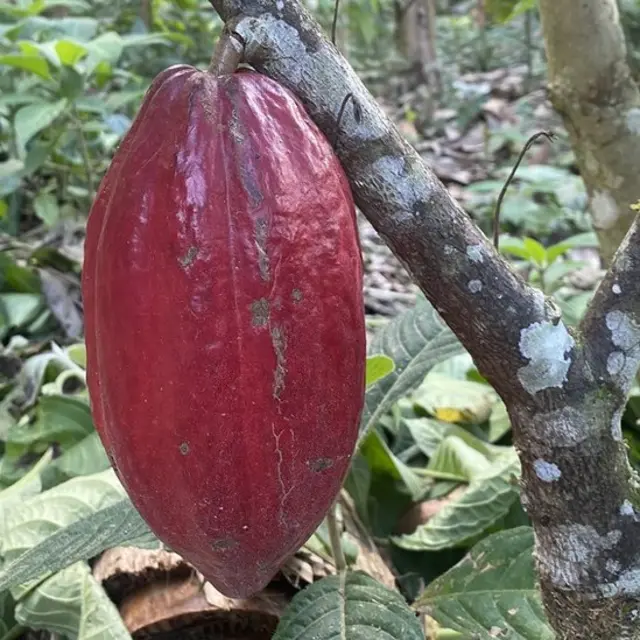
[200,0,640,638]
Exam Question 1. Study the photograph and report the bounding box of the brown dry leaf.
[121,574,287,639]
[94,546,288,639]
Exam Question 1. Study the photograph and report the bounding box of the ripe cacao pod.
[82,64,366,598]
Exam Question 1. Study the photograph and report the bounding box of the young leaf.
[33,192,60,225]
[546,231,598,263]
[361,294,464,439]
[393,450,521,551]
[14,100,67,156]
[365,354,394,387]
[415,527,554,639]
[0,54,51,79]
[522,237,547,267]
[272,571,424,640]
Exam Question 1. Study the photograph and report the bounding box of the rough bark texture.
[206,0,640,636]
[539,0,640,264]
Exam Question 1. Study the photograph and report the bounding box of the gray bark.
[208,1,640,636]
[539,0,640,264]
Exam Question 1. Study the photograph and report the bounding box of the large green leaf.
[0,293,44,330]
[0,54,50,78]
[273,571,424,639]
[425,435,493,482]
[0,470,157,593]
[51,430,110,479]
[15,561,132,639]
[361,294,464,438]
[0,395,94,486]
[416,527,554,639]
[393,450,521,551]
[14,99,67,156]
[403,417,511,460]
[0,449,52,511]
[411,373,497,424]
[359,429,425,500]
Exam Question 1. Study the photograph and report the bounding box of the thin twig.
[492,130,555,250]
[326,501,347,572]
[72,106,95,201]
[333,92,360,149]
[331,0,341,45]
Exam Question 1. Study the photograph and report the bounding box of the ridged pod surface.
[82,65,366,597]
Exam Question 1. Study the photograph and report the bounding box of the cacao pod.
[82,64,366,598]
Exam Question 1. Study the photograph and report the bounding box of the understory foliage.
[2,0,640,638]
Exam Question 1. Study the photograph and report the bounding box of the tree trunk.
[396,0,441,91]
[539,0,640,264]
[210,1,640,637]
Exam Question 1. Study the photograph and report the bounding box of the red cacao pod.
[82,64,366,598]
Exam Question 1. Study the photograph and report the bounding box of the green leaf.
[0,253,40,293]
[0,293,43,329]
[67,343,86,369]
[344,453,371,521]
[426,436,492,482]
[488,400,512,442]
[411,373,497,424]
[0,470,157,593]
[52,431,110,479]
[522,238,547,267]
[498,236,531,261]
[54,38,87,65]
[0,54,50,78]
[15,561,132,639]
[273,571,424,640]
[362,294,464,439]
[415,527,554,639]
[37,16,99,40]
[119,33,176,47]
[84,32,123,74]
[0,449,52,510]
[7,395,93,448]
[553,291,593,327]
[392,450,521,551]
[365,354,394,387]
[33,191,60,225]
[0,395,95,485]
[359,429,425,500]
[14,100,67,156]
[546,231,599,263]
[403,418,509,459]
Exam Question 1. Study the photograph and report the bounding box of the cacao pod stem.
[209,28,244,75]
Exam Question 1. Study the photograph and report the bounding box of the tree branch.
[581,213,640,410]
